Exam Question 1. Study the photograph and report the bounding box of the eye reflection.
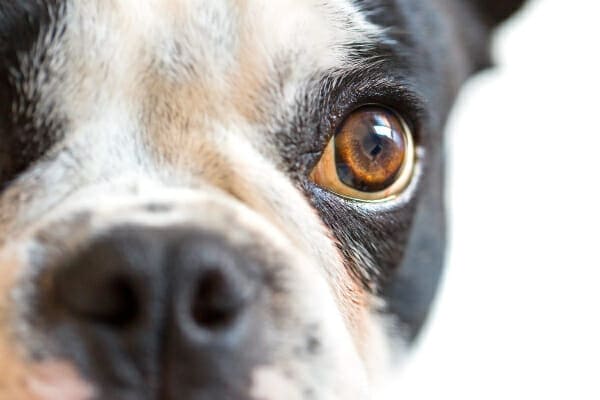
[310,106,416,202]
[334,107,407,193]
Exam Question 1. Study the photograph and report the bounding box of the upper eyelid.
[290,72,426,180]
[315,70,427,139]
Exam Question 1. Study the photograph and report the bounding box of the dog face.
[0,1,524,399]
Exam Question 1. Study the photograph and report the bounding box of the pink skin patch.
[0,347,95,400]
[25,361,96,400]
[0,247,94,400]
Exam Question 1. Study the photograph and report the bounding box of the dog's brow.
[317,50,427,121]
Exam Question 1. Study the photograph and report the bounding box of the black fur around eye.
[310,106,416,202]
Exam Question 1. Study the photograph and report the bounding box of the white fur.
[0,1,413,398]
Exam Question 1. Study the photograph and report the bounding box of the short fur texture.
[0,1,525,399]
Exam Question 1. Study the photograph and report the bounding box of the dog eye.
[311,106,416,202]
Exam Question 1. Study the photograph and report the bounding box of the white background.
[401,0,600,398]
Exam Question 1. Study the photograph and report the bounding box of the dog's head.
[0,1,525,399]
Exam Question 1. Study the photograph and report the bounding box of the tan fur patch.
[0,0,399,396]
[0,247,94,400]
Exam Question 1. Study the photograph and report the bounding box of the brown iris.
[335,107,407,192]
[310,106,415,202]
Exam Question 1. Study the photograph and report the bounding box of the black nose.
[43,227,265,399]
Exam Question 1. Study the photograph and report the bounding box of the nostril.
[84,276,139,327]
[191,270,242,330]
[54,270,141,329]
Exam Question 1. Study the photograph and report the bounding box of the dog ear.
[466,0,528,28]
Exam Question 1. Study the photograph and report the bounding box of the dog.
[0,1,526,399]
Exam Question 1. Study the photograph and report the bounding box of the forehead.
[59,0,378,69]
[0,0,392,231]
[28,0,381,124]
[0,0,389,192]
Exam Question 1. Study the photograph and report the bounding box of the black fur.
[0,1,66,188]
[0,0,527,370]
[273,0,526,340]
[467,0,529,27]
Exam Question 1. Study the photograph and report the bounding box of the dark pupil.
[335,108,406,192]
[364,130,385,159]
